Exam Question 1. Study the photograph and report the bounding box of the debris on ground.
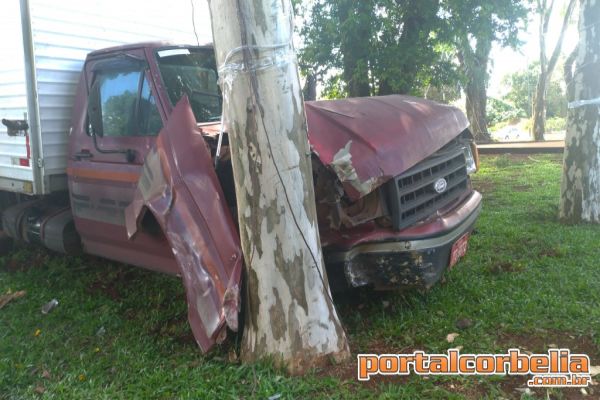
[446,333,460,343]
[455,318,473,330]
[41,299,59,314]
[0,290,26,310]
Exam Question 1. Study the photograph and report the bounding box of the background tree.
[300,0,459,99]
[299,0,528,142]
[559,0,600,223]
[531,0,576,141]
[442,0,529,141]
[503,62,567,119]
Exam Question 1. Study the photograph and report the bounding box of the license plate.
[449,233,470,268]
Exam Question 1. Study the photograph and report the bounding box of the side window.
[89,63,163,137]
[97,69,140,136]
[138,77,163,136]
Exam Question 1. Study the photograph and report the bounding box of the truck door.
[67,51,177,274]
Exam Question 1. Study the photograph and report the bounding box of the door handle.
[74,150,93,160]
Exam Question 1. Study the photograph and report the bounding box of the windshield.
[156,47,221,122]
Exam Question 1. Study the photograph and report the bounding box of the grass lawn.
[1,154,599,399]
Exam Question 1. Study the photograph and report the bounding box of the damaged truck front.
[0,43,481,353]
[306,97,482,292]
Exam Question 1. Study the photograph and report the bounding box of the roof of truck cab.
[87,41,213,58]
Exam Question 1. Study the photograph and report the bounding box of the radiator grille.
[387,143,469,230]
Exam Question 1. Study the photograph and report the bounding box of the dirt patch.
[472,179,496,194]
[317,330,599,398]
[539,248,565,258]
[3,248,49,272]
[495,330,599,399]
[480,153,563,163]
[315,338,416,388]
[487,261,525,275]
[497,330,600,363]
[529,206,560,223]
[497,373,593,400]
[511,184,531,192]
[150,312,191,343]
[85,268,135,301]
[87,280,121,301]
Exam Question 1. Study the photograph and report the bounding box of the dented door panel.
[125,97,242,351]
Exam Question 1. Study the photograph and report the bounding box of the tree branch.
[547,0,577,75]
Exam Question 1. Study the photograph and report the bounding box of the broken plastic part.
[41,299,58,314]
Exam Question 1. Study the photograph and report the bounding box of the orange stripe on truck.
[66,167,139,183]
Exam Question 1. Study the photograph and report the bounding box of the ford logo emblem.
[433,178,448,194]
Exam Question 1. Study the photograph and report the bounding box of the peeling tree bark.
[207,0,351,373]
[559,0,600,223]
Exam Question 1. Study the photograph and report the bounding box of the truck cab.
[2,42,482,352]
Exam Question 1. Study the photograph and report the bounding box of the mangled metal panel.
[125,98,242,351]
[305,95,469,201]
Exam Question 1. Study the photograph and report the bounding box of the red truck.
[0,43,481,352]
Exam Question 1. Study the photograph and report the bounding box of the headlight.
[462,143,478,174]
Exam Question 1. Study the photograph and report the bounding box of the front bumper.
[324,191,482,292]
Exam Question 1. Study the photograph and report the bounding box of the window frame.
[153,45,222,123]
[87,58,162,138]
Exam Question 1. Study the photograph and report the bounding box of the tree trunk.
[532,73,547,141]
[465,76,490,142]
[559,0,600,223]
[339,0,372,97]
[207,0,351,373]
[459,39,492,142]
[532,0,577,141]
[303,73,317,101]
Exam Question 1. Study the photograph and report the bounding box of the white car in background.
[492,126,531,142]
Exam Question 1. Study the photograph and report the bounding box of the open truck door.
[67,48,243,351]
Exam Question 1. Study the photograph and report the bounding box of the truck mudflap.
[124,97,243,352]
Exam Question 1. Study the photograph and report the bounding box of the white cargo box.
[0,0,211,195]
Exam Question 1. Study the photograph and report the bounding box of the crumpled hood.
[305,95,469,201]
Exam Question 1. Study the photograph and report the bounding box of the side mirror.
[87,80,104,137]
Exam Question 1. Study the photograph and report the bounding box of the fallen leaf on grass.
[41,370,51,379]
[446,333,460,343]
[0,290,26,310]
[33,385,45,394]
[589,366,600,376]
